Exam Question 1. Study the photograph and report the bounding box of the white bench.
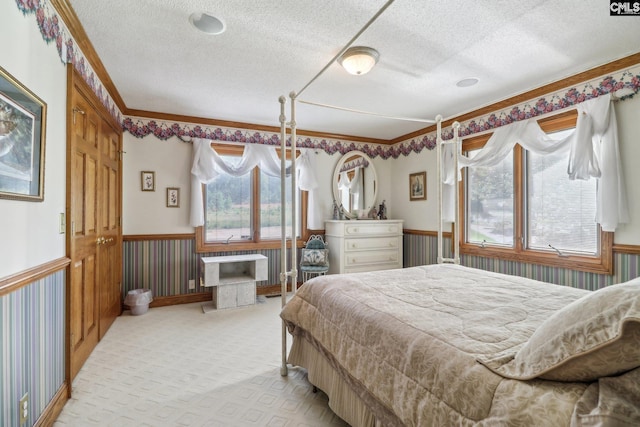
[199,254,268,313]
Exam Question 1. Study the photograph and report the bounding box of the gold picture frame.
[0,66,47,201]
[141,171,155,191]
[409,171,426,201]
[166,187,180,207]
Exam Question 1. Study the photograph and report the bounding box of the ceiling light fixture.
[189,12,225,35]
[456,77,479,88]
[338,46,380,75]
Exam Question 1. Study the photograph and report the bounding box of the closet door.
[67,66,123,380]
[68,86,101,379]
[98,119,121,339]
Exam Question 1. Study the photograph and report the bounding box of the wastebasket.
[124,289,153,315]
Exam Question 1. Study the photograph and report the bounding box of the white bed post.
[452,121,461,264]
[279,95,289,376]
[437,119,461,265]
[289,91,298,294]
[436,115,444,264]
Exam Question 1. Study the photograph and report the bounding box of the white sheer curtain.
[190,139,317,227]
[443,94,628,232]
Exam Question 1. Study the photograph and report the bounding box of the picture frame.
[141,171,155,191]
[0,66,47,201]
[409,171,427,201]
[166,187,180,207]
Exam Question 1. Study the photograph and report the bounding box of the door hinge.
[72,107,85,125]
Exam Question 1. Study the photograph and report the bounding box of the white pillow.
[480,279,640,382]
[300,248,329,266]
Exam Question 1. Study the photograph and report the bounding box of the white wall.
[122,135,193,234]
[388,149,441,230]
[612,95,640,244]
[0,3,67,277]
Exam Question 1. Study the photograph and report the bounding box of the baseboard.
[35,382,69,427]
[129,283,298,310]
[148,292,211,308]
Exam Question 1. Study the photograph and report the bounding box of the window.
[526,129,598,254]
[461,111,613,274]
[196,144,305,252]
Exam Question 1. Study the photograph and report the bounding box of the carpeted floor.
[54,296,349,426]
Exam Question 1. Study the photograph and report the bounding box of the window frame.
[195,143,308,253]
[459,110,613,274]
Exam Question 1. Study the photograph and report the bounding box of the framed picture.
[166,187,180,207]
[409,171,426,201]
[0,66,47,201]
[141,171,155,191]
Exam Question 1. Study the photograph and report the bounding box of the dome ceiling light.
[338,46,380,75]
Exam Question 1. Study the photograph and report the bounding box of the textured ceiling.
[67,0,640,140]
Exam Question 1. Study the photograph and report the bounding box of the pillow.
[301,248,329,266]
[479,279,640,382]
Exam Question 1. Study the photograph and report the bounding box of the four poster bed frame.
[276,2,640,426]
[277,0,458,378]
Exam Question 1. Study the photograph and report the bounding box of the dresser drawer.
[344,236,399,252]
[345,249,400,267]
[344,222,402,237]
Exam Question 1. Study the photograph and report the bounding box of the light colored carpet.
[55,296,349,426]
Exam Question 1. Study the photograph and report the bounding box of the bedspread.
[280,264,640,426]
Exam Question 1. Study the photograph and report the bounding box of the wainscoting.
[0,266,67,427]
[122,237,295,304]
[403,233,640,290]
[124,235,640,308]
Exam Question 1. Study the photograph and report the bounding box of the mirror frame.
[332,151,378,218]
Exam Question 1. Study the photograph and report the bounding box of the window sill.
[460,233,613,275]
[195,233,305,253]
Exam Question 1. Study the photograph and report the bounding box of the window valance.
[190,139,317,227]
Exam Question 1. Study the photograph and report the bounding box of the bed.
[280,263,640,426]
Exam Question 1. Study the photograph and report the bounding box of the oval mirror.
[332,152,378,218]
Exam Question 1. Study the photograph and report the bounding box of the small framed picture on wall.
[141,171,155,191]
[166,187,180,207]
[409,171,426,201]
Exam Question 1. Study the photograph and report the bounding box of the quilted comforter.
[280,264,640,426]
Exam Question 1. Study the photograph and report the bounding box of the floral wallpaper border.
[16,0,123,123]
[124,66,640,160]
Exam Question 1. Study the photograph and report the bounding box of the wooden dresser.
[325,220,403,274]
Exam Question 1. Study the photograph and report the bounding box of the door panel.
[98,121,121,339]
[68,91,101,379]
[67,67,123,379]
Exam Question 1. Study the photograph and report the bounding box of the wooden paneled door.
[67,66,122,380]
[98,119,121,339]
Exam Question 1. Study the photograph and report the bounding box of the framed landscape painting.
[0,66,47,201]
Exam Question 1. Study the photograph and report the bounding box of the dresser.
[325,220,403,274]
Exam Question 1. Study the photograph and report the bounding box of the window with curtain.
[461,111,612,274]
[204,154,252,242]
[198,144,303,251]
[526,129,598,254]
